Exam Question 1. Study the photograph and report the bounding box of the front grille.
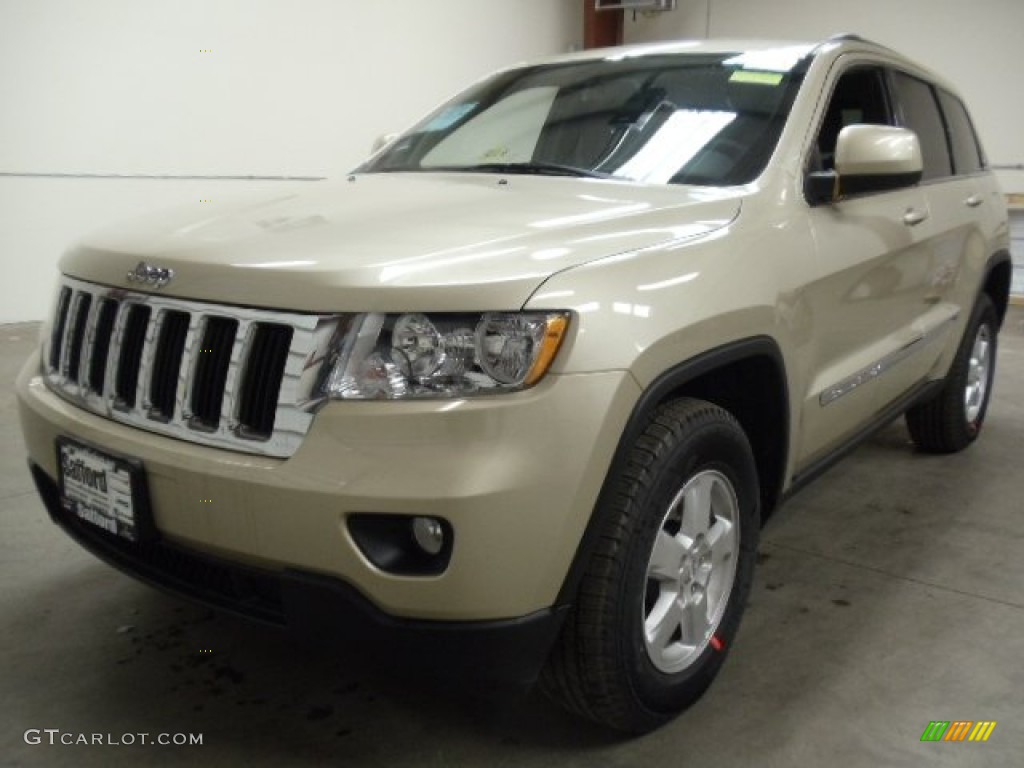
[44,276,338,458]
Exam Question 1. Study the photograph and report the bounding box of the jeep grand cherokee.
[17,35,1011,732]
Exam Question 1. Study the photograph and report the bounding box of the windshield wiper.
[442,162,611,179]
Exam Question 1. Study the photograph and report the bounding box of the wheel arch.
[982,250,1012,328]
[555,336,789,606]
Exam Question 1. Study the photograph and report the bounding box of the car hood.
[61,173,741,313]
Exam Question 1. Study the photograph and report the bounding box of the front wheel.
[541,398,760,733]
[906,295,998,453]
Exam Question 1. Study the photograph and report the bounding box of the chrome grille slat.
[115,304,152,410]
[219,317,252,434]
[64,292,93,385]
[57,291,81,382]
[179,313,207,424]
[148,309,190,422]
[88,298,119,397]
[238,323,294,439]
[190,316,239,431]
[104,300,131,407]
[49,287,72,373]
[44,276,335,458]
[77,295,103,392]
[134,305,160,414]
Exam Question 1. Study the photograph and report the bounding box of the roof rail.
[823,33,898,53]
[827,33,869,43]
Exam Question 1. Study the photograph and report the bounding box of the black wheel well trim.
[981,249,1012,328]
[553,335,790,608]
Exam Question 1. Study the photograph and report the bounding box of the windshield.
[360,49,808,186]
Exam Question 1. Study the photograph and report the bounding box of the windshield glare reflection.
[361,50,805,187]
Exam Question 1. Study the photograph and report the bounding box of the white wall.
[0,0,581,323]
[623,0,1024,193]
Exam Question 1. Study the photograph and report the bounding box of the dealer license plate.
[57,438,151,542]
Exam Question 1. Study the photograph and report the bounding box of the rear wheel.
[906,295,998,453]
[541,398,759,733]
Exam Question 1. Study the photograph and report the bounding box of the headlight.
[321,311,570,400]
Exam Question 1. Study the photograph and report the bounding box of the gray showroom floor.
[2,309,1023,768]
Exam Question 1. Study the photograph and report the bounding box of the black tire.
[906,295,998,453]
[540,398,760,733]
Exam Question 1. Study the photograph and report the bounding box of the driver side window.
[815,67,894,171]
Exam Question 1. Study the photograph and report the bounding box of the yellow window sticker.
[729,70,784,86]
[481,146,510,162]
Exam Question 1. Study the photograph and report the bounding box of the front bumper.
[17,351,638,624]
[28,461,567,687]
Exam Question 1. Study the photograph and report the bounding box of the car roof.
[541,38,820,65]
[514,34,954,94]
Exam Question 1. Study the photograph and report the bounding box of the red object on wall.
[584,0,623,49]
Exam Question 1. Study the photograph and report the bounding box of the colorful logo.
[920,721,996,742]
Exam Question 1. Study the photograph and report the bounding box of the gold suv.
[17,35,1011,732]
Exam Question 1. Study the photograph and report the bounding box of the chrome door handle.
[965,194,983,208]
[903,209,928,226]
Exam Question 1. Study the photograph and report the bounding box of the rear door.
[888,71,984,313]
[928,85,1006,305]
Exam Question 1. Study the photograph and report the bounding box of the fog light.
[348,513,453,575]
[411,516,445,555]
